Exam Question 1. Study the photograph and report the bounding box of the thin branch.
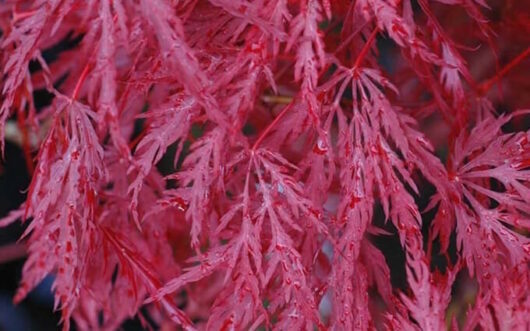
[478,47,530,95]
[0,242,27,264]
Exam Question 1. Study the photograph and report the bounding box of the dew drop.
[511,158,530,170]
[523,243,530,255]
[71,150,80,160]
[466,224,473,234]
[416,136,431,149]
[170,196,188,212]
[313,138,328,155]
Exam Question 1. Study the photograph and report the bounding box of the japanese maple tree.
[0,0,529,330]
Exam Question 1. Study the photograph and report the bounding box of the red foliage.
[0,0,529,330]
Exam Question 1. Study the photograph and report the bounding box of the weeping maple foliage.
[0,0,529,330]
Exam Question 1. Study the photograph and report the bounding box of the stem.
[353,28,379,70]
[252,29,379,154]
[71,62,92,101]
[261,95,293,104]
[478,47,530,94]
[0,242,27,264]
[17,112,34,176]
[334,22,369,55]
[128,128,148,150]
[12,9,39,22]
[251,102,294,151]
